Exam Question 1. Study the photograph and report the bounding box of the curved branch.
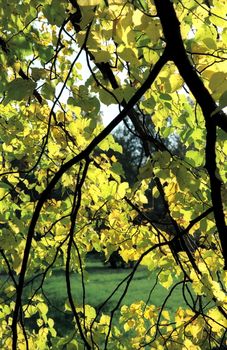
[65,159,91,350]
[154,0,227,269]
[11,48,168,349]
[154,0,227,133]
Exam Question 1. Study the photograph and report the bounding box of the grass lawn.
[24,256,187,336]
[0,257,222,349]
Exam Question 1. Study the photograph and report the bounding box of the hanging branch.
[65,158,91,350]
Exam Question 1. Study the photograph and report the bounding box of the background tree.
[0,0,227,349]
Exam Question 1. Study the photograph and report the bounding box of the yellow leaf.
[114,16,135,46]
[144,305,156,320]
[207,308,227,333]
[37,302,48,316]
[117,46,139,65]
[91,50,111,63]
[183,338,200,350]
[62,173,73,187]
[162,310,170,320]
[99,138,110,151]
[141,252,156,271]
[67,340,79,350]
[47,142,61,156]
[77,0,101,5]
[169,74,184,92]
[211,281,227,303]
[84,305,96,320]
[132,10,144,28]
[188,316,204,341]
[119,249,132,263]
[99,314,110,325]
[209,72,227,96]
[124,319,135,332]
[144,20,161,42]
[159,271,173,289]
[12,252,22,275]
[116,182,128,199]
[0,187,6,197]
[108,209,120,226]
[135,189,148,204]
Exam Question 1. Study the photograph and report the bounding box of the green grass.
[28,257,186,336]
[1,257,187,337]
[42,260,184,312]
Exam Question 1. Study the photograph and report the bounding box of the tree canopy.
[0,0,227,349]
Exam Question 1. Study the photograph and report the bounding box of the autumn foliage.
[0,0,227,349]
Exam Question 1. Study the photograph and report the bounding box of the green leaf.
[9,36,33,57]
[38,45,55,64]
[219,90,227,109]
[160,93,172,101]
[117,47,139,65]
[43,1,66,26]
[41,82,55,100]
[158,271,173,289]
[140,96,156,112]
[66,340,78,350]
[6,78,36,101]
[203,37,217,50]
[185,150,204,167]
[31,68,47,82]
[209,72,227,95]
[138,160,153,180]
[111,162,125,177]
[99,89,116,106]
[91,50,111,63]
[0,182,12,190]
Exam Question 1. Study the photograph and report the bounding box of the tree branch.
[11,48,168,348]
[154,0,227,133]
[154,0,227,269]
[65,159,91,350]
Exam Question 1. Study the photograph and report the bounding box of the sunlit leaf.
[0,0,227,349]
[37,303,48,316]
[158,271,173,289]
[185,150,204,167]
[78,0,101,5]
[116,182,128,199]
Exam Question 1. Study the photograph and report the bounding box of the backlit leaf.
[6,78,36,101]
[185,150,204,167]
[116,182,129,199]
[37,303,48,316]
[78,0,101,5]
